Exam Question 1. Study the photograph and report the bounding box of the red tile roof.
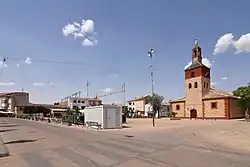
[202,88,238,99]
[169,88,238,103]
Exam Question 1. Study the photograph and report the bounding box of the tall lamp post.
[148,48,155,127]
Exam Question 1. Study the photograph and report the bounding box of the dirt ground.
[106,118,250,154]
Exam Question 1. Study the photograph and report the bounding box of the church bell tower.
[184,40,211,118]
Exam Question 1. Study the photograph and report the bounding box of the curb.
[0,133,9,158]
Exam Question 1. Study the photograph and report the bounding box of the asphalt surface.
[0,118,250,167]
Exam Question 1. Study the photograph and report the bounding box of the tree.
[233,84,250,122]
[72,106,80,112]
[145,93,164,118]
[122,106,129,115]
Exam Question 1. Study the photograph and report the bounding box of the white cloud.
[184,62,192,70]
[221,77,228,80]
[201,58,212,68]
[214,33,250,55]
[33,82,45,86]
[0,82,15,86]
[184,58,212,70]
[213,33,234,55]
[233,33,250,54]
[102,88,112,93]
[211,82,216,86]
[62,23,79,36]
[82,38,98,46]
[0,61,8,68]
[49,82,57,86]
[109,73,119,77]
[62,19,98,46]
[24,57,32,64]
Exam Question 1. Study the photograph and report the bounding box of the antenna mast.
[86,80,89,97]
[123,82,126,106]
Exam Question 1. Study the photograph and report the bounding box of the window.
[176,105,180,110]
[81,106,85,109]
[207,83,209,88]
[191,72,195,78]
[82,101,85,103]
[78,100,80,103]
[73,100,76,103]
[188,83,192,89]
[194,82,198,88]
[193,50,197,57]
[133,102,135,105]
[129,102,132,105]
[204,82,206,88]
[211,102,217,109]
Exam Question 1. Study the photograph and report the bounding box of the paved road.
[0,118,250,167]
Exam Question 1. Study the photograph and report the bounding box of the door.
[106,108,116,129]
[190,109,197,119]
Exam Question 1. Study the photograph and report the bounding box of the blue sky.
[0,0,249,104]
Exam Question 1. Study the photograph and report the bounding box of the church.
[169,40,245,119]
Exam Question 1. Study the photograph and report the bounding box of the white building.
[0,92,29,115]
[127,96,170,117]
[59,97,102,110]
[83,104,122,129]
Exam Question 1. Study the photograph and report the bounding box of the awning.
[0,111,14,114]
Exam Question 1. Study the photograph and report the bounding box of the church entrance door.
[190,109,197,119]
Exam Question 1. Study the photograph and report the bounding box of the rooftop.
[24,103,67,109]
[192,39,200,49]
[202,88,238,100]
[127,95,150,102]
[0,92,28,97]
[169,88,238,103]
[185,61,210,71]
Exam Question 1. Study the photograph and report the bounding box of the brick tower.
[184,40,211,118]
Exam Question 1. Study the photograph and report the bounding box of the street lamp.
[148,48,155,127]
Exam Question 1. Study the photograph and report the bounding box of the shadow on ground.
[0,129,18,133]
[122,125,131,129]
[4,137,46,145]
[124,135,134,138]
[0,124,19,128]
[238,120,250,122]
[0,122,9,125]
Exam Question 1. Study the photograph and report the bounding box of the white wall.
[144,104,152,116]
[83,106,103,126]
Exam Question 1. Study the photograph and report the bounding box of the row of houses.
[0,91,170,118]
[0,92,103,117]
[127,95,170,117]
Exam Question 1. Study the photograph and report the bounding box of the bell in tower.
[192,39,202,63]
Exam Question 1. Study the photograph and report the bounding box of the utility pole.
[122,82,126,107]
[86,80,89,97]
[148,48,155,127]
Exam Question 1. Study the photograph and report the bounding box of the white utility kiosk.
[83,105,122,129]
